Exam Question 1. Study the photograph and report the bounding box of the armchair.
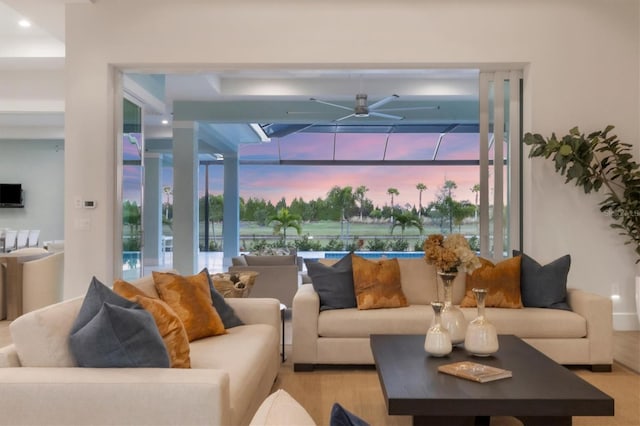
[228,254,300,307]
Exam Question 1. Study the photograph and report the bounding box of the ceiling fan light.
[355,93,369,116]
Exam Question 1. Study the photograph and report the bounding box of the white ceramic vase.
[464,288,499,357]
[425,302,452,357]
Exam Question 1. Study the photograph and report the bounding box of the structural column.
[143,153,163,266]
[222,152,240,269]
[172,121,199,274]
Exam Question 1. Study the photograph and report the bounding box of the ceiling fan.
[288,93,439,121]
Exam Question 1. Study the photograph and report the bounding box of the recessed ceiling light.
[161,119,169,125]
[18,19,31,28]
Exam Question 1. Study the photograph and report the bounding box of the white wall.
[0,140,64,244]
[64,0,639,328]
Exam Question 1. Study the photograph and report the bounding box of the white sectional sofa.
[0,274,281,426]
[293,258,613,372]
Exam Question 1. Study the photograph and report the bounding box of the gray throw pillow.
[514,251,571,310]
[203,267,244,328]
[69,277,169,367]
[305,252,356,311]
[70,276,140,334]
[70,302,170,368]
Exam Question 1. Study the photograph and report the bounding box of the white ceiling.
[0,0,480,143]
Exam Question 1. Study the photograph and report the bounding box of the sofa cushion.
[305,252,356,311]
[351,255,408,310]
[514,251,571,310]
[70,302,170,368]
[461,307,586,338]
[244,254,296,266]
[113,279,191,368]
[461,257,523,308]
[153,270,226,341]
[189,324,278,424]
[319,305,430,337]
[250,389,316,426]
[10,297,83,367]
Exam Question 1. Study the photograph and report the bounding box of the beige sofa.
[0,274,281,426]
[293,258,613,372]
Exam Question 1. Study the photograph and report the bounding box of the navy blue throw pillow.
[69,277,170,368]
[330,402,369,426]
[203,267,244,328]
[305,252,356,311]
[513,250,571,310]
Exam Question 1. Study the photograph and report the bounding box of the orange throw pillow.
[152,270,226,341]
[113,279,191,368]
[352,254,408,310]
[461,256,522,308]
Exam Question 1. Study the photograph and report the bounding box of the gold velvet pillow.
[113,280,191,368]
[461,256,523,308]
[152,270,226,341]
[351,254,408,310]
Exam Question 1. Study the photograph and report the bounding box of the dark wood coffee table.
[370,334,614,426]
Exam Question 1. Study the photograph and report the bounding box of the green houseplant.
[523,125,640,262]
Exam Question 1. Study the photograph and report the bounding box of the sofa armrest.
[567,288,613,365]
[292,284,320,368]
[0,344,20,367]
[225,297,280,331]
[0,368,230,425]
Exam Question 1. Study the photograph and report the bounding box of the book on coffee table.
[438,361,512,383]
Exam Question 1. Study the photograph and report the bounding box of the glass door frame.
[114,71,146,279]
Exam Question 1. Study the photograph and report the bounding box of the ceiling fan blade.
[376,105,440,112]
[369,111,404,120]
[310,98,353,112]
[334,113,356,122]
[368,94,399,111]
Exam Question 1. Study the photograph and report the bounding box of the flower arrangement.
[423,234,481,273]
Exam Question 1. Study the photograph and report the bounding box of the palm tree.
[266,208,302,244]
[416,183,427,218]
[327,186,355,239]
[354,185,369,221]
[471,183,480,220]
[391,210,424,236]
[387,187,399,209]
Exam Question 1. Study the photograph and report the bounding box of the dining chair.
[15,230,29,250]
[22,251,64,314]
[3,230,17,252]
[27,229,40,247]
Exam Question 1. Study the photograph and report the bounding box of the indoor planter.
[524,125,640,324]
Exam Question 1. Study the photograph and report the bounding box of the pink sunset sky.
[125,131,501,207]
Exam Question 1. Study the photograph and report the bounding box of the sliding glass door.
[122,98,144,280]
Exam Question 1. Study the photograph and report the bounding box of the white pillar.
[143,153,163,266]
[172,121,199,274]
[222,152,239,269]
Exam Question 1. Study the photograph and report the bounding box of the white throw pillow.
[250,389,316,426]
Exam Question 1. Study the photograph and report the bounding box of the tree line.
[189,179,479,234]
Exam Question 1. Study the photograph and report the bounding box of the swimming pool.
[323,251,424,259]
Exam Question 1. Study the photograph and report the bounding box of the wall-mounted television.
[0,183,24,207]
